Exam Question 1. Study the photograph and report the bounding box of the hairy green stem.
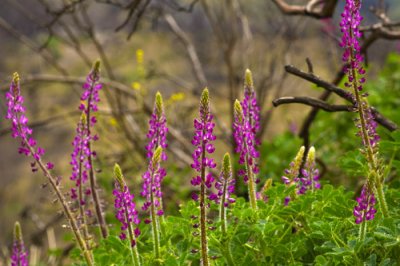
[348,28,388,217]
[245,156,257,210]
[359,219,367,242]
[150,186,161,262]
[25,140,94,265]
[125,206,141,266]
[200,145,210,266]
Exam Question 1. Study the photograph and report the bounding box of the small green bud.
[306,146,315,166]
[14,221,22,242]
[261,178,273,193]
[13,72,20,84]
[93,59,101,74]
[152,146,162,168]
[245,69,253,89]
[200,88,210,113]
[155,92,164,118]
[234,100,244,123]
[292,146,305,176]
[114,163,125,188]
[222,153,232,180]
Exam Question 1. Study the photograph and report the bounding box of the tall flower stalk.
[142,146,164,261]
[340,0,388,220]
[70,112,91,247]
[81,60,108,238]
[113,164,141,266]
[232,69,261,210]
[142,92,168,229]
[209,153,235,234]
[242,69,261,146]
[5,73,93,265]
[11,222,28,266]
[190,88,217,266]
[233,100,259,209]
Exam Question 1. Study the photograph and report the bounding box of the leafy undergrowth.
[69,184,400,265]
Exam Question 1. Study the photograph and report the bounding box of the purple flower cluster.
[79,68,102,119]
[5,73,52,172]
[209,154,236,206]
[190,89,216,201]
[241,69,261,146]
[356,106,380,149]
[354,184,377,224]
[299,147,321,194]
[141,93,168,216]
[340,0,364,91]
[68,63,102,211]
[11,222,28,266]
[145,92,168,160]
[233,101,260,184]
[340,0,380,148]
[69,114,91,204]
[282,147,321,196]
[113,183,141,246]
[141,158,166,216]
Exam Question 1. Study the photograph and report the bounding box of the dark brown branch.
[277,65,398,132]
[272,96,355,112]
[285,65,356,104]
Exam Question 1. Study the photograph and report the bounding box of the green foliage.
[87,184,400,265]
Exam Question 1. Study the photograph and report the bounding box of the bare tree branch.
[164,13,207,90]
[272,96,355,112]
[272,0,338,19]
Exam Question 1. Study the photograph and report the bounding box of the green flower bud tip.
[92,59,101,75]
[307,146,315,165]
[114,163,125,188]
[261,178,273,193]
[200,87,210,110]
[13,72,20,84]
[14,221,22,242]
[152,146,162,167]
[155,92,164,118]
[293,146,305,174]
[234,99,243,123]
[245,69,253,88]
[222,153,232,179]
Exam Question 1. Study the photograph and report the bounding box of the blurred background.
[0,0,399,264]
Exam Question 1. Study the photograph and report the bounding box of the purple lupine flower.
[69,113,91,203]
[299,147,321,194]
[283,146,321,196]
[191,88,215,266]
[190,88,217,199]
[145,92,168,160]
[340,0,380,149]
[282,146,305,205]
[209,153,236,206]
[233,100,260,184]
[5,73,53,172]
[141,93,167,216]
[141,146,165,216]
[113,164,140,247]
[354,184,377,224]
[241,69,261,146]
[79,61,109,238]
[11,222,28,266]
